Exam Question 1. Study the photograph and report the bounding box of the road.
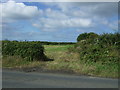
[2,69,118,88]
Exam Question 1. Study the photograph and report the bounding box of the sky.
[1,0,119,42]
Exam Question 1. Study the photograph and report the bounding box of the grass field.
[2,44,118,78]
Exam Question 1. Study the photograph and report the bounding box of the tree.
[77,32,98,42]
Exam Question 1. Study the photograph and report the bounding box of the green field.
[44,45,73,52]
[2,44,118,78]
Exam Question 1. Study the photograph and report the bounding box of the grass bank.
[2,44,118,78]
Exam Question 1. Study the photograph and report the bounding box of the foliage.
[71,32,120,65]
[77,32,99,42]
[9,41,76,45]
[2,40,47,61]
[2,44,119,78]
[39,41,76,45]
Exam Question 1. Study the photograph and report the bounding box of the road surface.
[2,69,118,88]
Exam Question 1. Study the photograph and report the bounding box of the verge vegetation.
[2,32,120,78]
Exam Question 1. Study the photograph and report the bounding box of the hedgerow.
[70,32,120,65]
[2,40,47,61]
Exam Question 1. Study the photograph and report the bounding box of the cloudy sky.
[1,0,118,42]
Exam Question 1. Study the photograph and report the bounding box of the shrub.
[2,40,47,61]
[77,32,99,42]
[99,33,120,46]
[71,32,120,64]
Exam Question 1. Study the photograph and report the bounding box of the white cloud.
[1,0,41,22]
[33,18,93,31]
[75,3,117,18]
[43,2,118,18]
[32,2,118,32]
[1,1,118,34]
[44,8,69,19]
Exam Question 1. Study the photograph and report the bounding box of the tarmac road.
[2,69,118,88]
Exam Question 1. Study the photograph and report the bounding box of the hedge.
[70,32,120,64]
[2,40,46,61]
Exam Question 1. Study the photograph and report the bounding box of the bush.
[2,40,47,61]
[71,32,120,64]
[77,32,98,42]
[99,33,120,46]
